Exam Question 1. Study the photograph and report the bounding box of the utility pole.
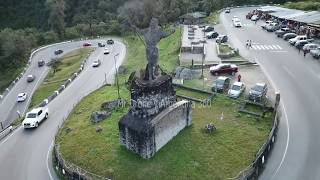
[114,53,120,99]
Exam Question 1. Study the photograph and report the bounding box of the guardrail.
[0,40,72,102]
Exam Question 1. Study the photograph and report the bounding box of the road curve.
[0,39,126,180]
[221,7,320,180]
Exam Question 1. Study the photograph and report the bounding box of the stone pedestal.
[119,74,192,159]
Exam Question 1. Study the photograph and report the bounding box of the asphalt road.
[0,39,126,180]
[221,7,320,180]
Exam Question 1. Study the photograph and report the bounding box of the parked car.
[212,76,230,93]
[283,33,297,41]
[92,59,101,67]
[303,43,318,52]
[203,26,215,32]
[107,39,114,45]
[104,48,110,54]
[54,49,63,55]
[289,35,307,45]
[228,82,246,98]
[261,20,273,29]
[206,31,219,39]
[22,107,49,129]
[295,40,309,49]
[275,28,291,38]
[98,42,105,47]
[83,42,92,47]
[209,63,238,76]
[251,15,259,21]
[27,75,35,82]
[17,93,27,102]
[232,16,238,22]
[216,35,228,43]
[249,83,268,102]
[38,60,45,67]
[266,23,279,32]
[310,47,320,59]
[233,19,242,27]
[225,8,231,13]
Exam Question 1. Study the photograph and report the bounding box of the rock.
[175,67,201,80]
[118,66,127,74]
[91,111,111,123]
[96,126,103,133]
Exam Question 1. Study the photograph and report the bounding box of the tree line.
[0,0,290,73]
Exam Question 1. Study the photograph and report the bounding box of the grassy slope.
[30,48,93,107]
[0,66,24,93]
[58,28,272,179]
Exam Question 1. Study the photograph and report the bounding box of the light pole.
[114,53,120,99]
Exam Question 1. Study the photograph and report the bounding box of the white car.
[17,93,27,102]
[104,48,110,54]
[233,19,242,27]
[303,43,318,52]
[92,59,101,67]
[289,35,307,45]
[228,82,246,98]
[251,15,259,21]
[22,107,49,129]
[232,16,238,22]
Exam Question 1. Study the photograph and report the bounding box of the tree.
[46,0,66,39]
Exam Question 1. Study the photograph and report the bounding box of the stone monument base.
[119,100,192,159]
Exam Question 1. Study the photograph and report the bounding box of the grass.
[57,28,273,179]
[282,1,320,11]
[219,43,233,54]
[29,48,93,107]
[175,87,210,100]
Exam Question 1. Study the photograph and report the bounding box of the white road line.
[252,45,258,50]
[0,126,22,146]
[47,141,54,180]
[272,45,278,49]
[264,45,270,50]
[276,45,282,50]
[271,50,288,53]
[268,45,274,50]
[256,45,261,50]
[259,45,265,50]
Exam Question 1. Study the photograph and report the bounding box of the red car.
[83,42,92,47]
[209,63,238,76]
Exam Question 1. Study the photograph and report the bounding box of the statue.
[130,18,174,81]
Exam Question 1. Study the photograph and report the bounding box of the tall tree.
[46,0,66,38]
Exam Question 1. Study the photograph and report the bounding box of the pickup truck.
[22,107,49,129]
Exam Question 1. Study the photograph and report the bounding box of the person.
[303,49,307,57]
[238,74,241,82]
[298,47,301,53]
[249,40,252,48]
[246,40,249,48]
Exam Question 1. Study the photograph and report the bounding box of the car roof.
[233,82,244,86]
[18,93,25,96]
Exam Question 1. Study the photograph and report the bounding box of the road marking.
[271,50,288,53]
[272,45,278,49]
[252,45,257,50]
[268,45,274,50]
[47,140,54,180]
[260,45,265,50]
[264,45,270,50]
[276,45,282,50]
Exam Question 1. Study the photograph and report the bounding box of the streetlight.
[114,53,120,99]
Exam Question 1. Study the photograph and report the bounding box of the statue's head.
[150,18,159,30]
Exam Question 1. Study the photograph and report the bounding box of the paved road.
[0,39,126,180]
[221,7,320,180]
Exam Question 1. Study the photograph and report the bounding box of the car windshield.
[252,85,264,92]
[27,113,37,118]
[232,85,241,91]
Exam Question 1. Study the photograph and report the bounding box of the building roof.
[288,11,320,24]
[269,9,303,19]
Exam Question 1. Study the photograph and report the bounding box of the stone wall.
[152,100,192,151]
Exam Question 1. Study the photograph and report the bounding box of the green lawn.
[219,44,233,54]
[29,48,93,107]
[57,28,273,179]
[205,11,220,25]
[175,87,210,100]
